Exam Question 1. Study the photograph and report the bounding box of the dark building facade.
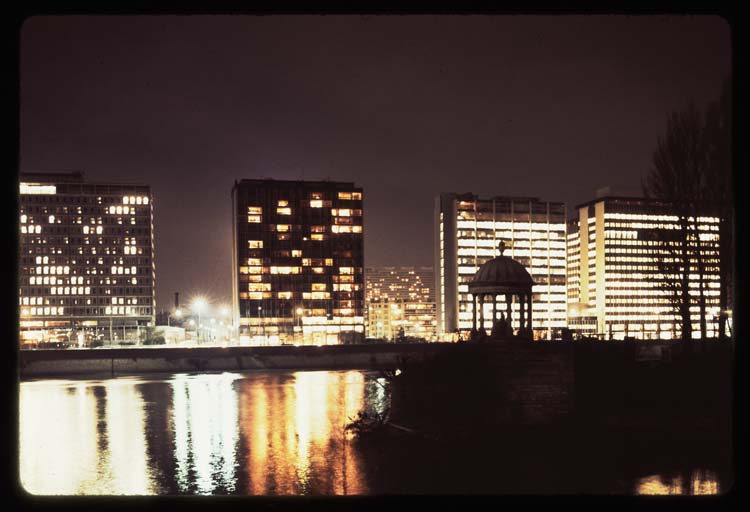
[231,179,364,345]
[18,172,156,346]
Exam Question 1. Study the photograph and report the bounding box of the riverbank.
[18,343,450,379]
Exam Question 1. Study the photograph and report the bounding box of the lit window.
[131,266,137,275]
[143,197,149,205]
[96,226,103,234]
[248,206,262,214]
[352,226,362,233]
[277,207,292,215]
[332,225,353,233]
[338,192,352,200]
[312,283,327,291]
[312,267,325,274]
[339,267,354,274]
[277,224,290,232]
[278,200,289,207]
[247,258,262,266]
[248,266,263,274]
[325,258,333,266]
[352,192,362,200]
[291,249,302,257]
[83,226,89,234]
[277,291,292,300]
[310,200,323,208]
[35,225,42,234]
[248,215,262,223]
[302,258,311,266]
[20,214,27,223]
[270,266,301,275]
[35,256,41,264]
[48,215,55,223]
[249,240,263,249]
[311,234,325,241]
[248,292,265,300]
[311,292,330,300]
[123,196,130,204]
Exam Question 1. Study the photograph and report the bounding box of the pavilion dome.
[470,256,534,289]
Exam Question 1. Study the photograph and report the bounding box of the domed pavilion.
[467,241,534,339]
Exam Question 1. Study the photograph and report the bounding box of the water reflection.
[635,469,721,495]
[237,371,367,495]
[20,378,157,494]
[169,373,240,494]
[20,370,374,495]
[19,370,725,496]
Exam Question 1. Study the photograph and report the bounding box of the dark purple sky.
[19,15,731,311]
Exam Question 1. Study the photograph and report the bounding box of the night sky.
[19,15,731,311]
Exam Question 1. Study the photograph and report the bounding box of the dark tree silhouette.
[643,101,718,341]
[704,78,733,338]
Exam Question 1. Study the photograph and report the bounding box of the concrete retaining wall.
[19,343,441,379]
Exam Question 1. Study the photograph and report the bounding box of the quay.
[18,342,454,379]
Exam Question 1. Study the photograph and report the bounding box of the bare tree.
[643,102,712,341]
[704,78,733,339]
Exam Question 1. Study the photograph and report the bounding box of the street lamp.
[192,297,207,343]
[168,307,183,327]
[296,307,304,344]
[258,305,263,345]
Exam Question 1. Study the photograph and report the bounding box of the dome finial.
[498,240,506,257]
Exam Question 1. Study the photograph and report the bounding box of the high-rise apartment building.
[18,172,156,346]
[231,179,364,345]
[567,196,721,339]
[365,266,437,341]
[435,193,567,340]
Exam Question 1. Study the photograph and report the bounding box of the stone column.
[479,294,485,331]
[492,295,497,326]
[506,294,512,331]
[472,294,477,330]
[527,293,533,337]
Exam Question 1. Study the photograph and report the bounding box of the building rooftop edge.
[19,171,152,188]
[573,195,679,210]
[233,178,361,188]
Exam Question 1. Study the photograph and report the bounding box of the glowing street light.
[192,297,208,342]
[295,307,304,344]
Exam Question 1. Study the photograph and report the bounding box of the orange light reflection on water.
[238,370,367,495]
[635,469,721,495]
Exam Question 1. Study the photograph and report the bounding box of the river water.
[18,370,731,496]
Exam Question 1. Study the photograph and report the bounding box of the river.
[18,370,731,495]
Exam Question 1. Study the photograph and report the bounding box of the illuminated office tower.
[566,196,721,340]
[18,172,156,346]
[231,179,364,345]
[435,193,567,340]
[365,266,437,341]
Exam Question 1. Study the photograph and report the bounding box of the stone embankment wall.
[389,341,576,432]
[389,339,733,433]
[18,344,447,379]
